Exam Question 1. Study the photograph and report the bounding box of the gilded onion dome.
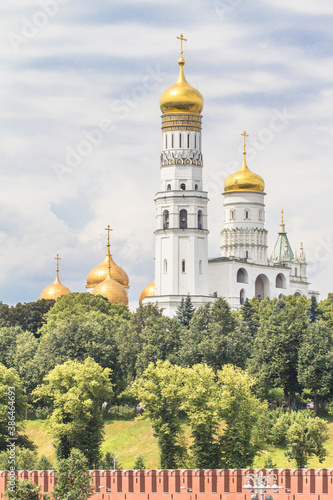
[160,34,203,115]
[40,254,71,301]
[224,131,265,193]
[86,227,129,290]
[139,280,155,305]
[92,242,128,306]
[93,273,128,306]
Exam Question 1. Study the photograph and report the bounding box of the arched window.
[165,135,168,149]
[294,291,302,297]
[295,267,298,277]
[237,268,248,284]
[246,250,249,259]
[276,273,286,289]
[198,210,203,229]
[229,210,235,221]
[180,183,186,190]
[195,184,198,191]
[179,133,182,148]
[167,184,171,191]
[240,289,245,305]
[187,134,190,148]
[182,260,186,273]
[163,210,169,229]
[199,260,202,274]
[179,210,187,229]
[164,259,168,273]
[194,135,197,149]
[171,134,174,148]
[245,210,249,219]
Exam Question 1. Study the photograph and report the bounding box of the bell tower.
[142,35,211,316]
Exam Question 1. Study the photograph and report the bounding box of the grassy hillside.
[25,413,333,469]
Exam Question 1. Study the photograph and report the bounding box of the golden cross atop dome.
[241,131,249,154]
[281,210,284,225]
[105,225,113,245]
[177,33,187,58]
[55,253,61,272]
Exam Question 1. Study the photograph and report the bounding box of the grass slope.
[24,414,333,469]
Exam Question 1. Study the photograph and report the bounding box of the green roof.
[272,224,294,261]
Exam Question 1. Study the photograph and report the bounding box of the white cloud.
[0,0,332,307]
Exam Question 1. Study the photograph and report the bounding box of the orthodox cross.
[281,210,284,224]
[241,131,249,154]
[105,225,113,245]
[55,254,61,272]
[177,33,187,58]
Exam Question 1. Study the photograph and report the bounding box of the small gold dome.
[93,275,128,306]
[40,257,71,301]
[224,153,265,193]
[86,246,129,289]
[160,58,204,115]
[139,280,155,305]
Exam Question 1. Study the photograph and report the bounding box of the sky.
[0,0,333,309]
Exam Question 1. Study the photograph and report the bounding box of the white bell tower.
[221,132,268,265]
[143,35,212,316]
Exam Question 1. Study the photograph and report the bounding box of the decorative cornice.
[161,149,203,166]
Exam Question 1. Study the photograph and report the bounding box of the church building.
[140,35,318,315]
[39,36,318,313]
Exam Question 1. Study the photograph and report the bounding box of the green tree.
[178,303,211,366]
[179,298,251,370]
[100,451,122,470]
[52,449,93,500]
[0,300,55,337]
[114,304,163,384]
[298,320,333,413]
[134,316,184,376]
[307,295,321,323]
[0,326,24,367]
[33,358,113,466]
[218,364,266,468]
[175,295,195,328]
[133,455,146,470]
[0,448,37,470]
[37,455,54,470]
[5,479,45,500]
[36,309,124,393]
[181,364,220,468]
[284,411,328,467]
[0,364,27,452]
[133,360,186,469]
[320,293,333,329]
[249,297,309,407]
[240,298,259,337]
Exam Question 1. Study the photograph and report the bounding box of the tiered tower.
[141,35,211,315]
[221,132,267,264]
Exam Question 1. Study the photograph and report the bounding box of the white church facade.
[138,37,319,315]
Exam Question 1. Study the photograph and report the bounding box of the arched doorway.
[255,274,269,300]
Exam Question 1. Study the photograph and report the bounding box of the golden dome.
[92,272,128,306]
[160,57,204,115]
[224,150,265,193]
[86,245,129,289]
[139,280,155,305]
[40,255,71,301]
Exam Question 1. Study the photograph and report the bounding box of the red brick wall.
[0,468,332,499]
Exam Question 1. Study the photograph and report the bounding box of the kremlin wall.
[1,468,333,499]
